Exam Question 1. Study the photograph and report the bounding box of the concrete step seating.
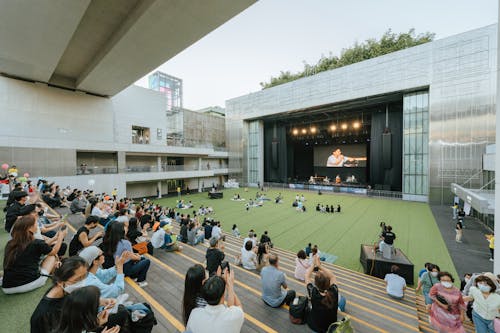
[49,203,471,333]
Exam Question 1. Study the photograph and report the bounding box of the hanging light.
[341,123,348,130]
[301,128,307,134]
[352,121,360,129]
[310,126,317,134]
[292,128,299,135]
[330,124,337,131]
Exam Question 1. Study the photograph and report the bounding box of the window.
[132,126,150,144]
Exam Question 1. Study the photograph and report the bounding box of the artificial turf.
[154,188,458,284]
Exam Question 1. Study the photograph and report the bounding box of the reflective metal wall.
[226,24,497,203]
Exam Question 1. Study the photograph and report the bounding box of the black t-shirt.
[3,239,52,288]
[140,214,152,228]
[204,224,213,239]
[206,248,225,275]
[260,234,271,244]
[382,231,396,245]
[5,201,23,232]
[30,294,65,333]
[306,283,339,333]
[180,224,188,242]
[127,229,143,245]
[68,226,89,256]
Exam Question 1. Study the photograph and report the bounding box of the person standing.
[260,254,296,307]
[416,264,440,308]
[486,234,495,262]
[428,272,465,333]
[455,219,463,243]
[463,275,500,333]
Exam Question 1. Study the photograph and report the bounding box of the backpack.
[328,316,354,333]
[128,302,157,333]
[289,296,308,324]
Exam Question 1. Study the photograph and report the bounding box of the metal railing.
[77,166,118,175]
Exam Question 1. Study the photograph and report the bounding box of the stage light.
[330,125,337,131]
[353,121,360,129]
[341,123,348,130]
[310,126,317,134]
[301,128,307,134]
[292,129,299,135]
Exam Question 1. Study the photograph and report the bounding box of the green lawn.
[155,188,458,284]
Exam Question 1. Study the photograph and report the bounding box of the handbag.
[435,293,448,305]
[328,316,354,333]
[132,242,149,255]
[289,296,308,324]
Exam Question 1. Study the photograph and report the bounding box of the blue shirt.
[85,267,125,298]
[260,266,287,307]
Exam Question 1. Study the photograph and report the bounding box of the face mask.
[431,272,438,277]
[63,279,86,293]
[478,284,491,293]
[441,281,453,288]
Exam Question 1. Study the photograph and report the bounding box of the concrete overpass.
[0,0,255,96]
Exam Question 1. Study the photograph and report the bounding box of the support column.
[117,151,126,174]
[198,157,202,171]
[157,156,162,172]
[157,181,162,198]
[495,8,500,275]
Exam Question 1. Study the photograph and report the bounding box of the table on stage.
[359,244,414,285]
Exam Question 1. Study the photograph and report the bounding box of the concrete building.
[0,0,256,198]
[226,24,497,205]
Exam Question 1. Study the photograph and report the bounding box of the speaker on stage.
[382,133,392,169]
[271,140,279,169]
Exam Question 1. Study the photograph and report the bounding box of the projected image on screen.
[314,145,367,167]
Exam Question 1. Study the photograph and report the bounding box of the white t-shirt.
[384,273,406,298]
[212,226,222,239]
[186,304,244,333]
[151,229,166,248]
[470,286,500,320]
[242,237,256,248]
[241,248,257,270]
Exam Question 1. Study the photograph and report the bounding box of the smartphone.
[313,266,319,272]
[60,225,67,231]
[220,261,230,273]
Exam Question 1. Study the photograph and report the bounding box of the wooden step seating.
[170,224,421,333]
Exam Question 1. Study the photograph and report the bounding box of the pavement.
[431,205,493,278]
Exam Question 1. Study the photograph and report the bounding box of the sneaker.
[490,258,494,262]
[138,281,148,288]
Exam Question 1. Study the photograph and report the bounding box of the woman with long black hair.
[101,221,150,287]
[2,215,66,294]
[182,264,208,325]
[54,285,120,333]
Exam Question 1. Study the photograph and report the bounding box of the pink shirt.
[294,258,311,281]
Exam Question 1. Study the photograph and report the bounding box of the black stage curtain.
[264,123,289,183]
[369,108,402,191]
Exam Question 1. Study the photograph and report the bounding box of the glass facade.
[247,120,262,184]
[403,92,429,199]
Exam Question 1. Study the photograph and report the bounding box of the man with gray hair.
[261,253,296,307]
[206,237,225,276]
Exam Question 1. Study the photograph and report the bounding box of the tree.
[260,29,435,89]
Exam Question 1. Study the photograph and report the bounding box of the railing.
[366,189,403,200]
[76,166,118,175]
[166,137,227,152]
[125,165,228,173]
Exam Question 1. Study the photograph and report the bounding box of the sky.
[135,0,498,110]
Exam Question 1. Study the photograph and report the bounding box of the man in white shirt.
[186,268,244,333]
[211,222,222,240]
[384,265,406,299]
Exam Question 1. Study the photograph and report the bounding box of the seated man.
[384,265,406,299]
[70,191,87,214]
[68,215,103,256]
[186,270,244,333]
[206,237,225,276]
[260,254,296,307]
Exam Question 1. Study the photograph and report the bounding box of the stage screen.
[314,144,367,167]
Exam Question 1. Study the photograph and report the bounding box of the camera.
[220,261,230,273]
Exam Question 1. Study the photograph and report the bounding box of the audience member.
[127,216,154,255]
[187,221,205,246]
[211,221,222,240]
[241,240,257,270]
[182,264,208,325]
[260,231,272,247]
[186,269,244,333]
[260,254,296,307]
[304,255,343,333]
[68,215,103,256]
[305,243,312,257]
[256,243,269,271]
[53,285,120,333]
[294,249,311,281]
[2,215,66,294]
[384,265,406,299]
[428,272,465,333]
[5,190,28,233]
[79,245,128,298]
[206,237,225,276]
[463,275,500,332]
[232,224,241,238]
[460,273,472,292]
[70,191,88,214]
[416,264,440,308]
[101,222,150,287]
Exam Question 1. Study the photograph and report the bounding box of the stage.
[359,244,414,285]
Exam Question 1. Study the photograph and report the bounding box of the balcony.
[77,165,118,175]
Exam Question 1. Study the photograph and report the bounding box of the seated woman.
[2,215,66,294]
[256,243,269,271]
[232,224,241,238]
[101,222,151,287]
[241,240,257,270]
[304,255,346,333]
[294,250,311,281]
[79,245,129,298]
[187,221,205,246]
[127,217,154,255]
[53,286,120,333]
[182,264,208,325]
